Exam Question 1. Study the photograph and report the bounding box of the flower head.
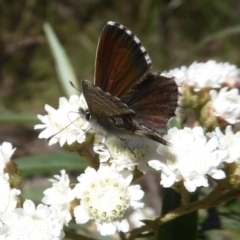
[149,127,227,192]
[93,135,159,173]
[186,61,240,91]
[0,200,64,240]
[35,95,90,146]
[164,60,240,91]
[73,165,144,235]
[42,170,75,225]
[210,87,240,124]
[208,126,240,163]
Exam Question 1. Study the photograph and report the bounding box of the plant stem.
[77,146,99,170]
[127,184,240,239]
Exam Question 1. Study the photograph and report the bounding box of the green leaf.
[43,22,79,97]
[192,25,240,51]
[15,151,88,175]
[0,113,39,124]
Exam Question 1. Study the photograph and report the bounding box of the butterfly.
[80,21,178,145]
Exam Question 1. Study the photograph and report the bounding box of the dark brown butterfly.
[81,21,178,145]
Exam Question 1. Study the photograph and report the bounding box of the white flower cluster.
[149,127,227,192]
[32,60,240,236]
[36,125,240,236]
[163,60,240,91]
[35,95,90,146]
[0,142,64,240]
[0,142,144,237]
[42,166,144,236]
[163,60,240,124]
[0,200,64,240]
[3,119,240,237]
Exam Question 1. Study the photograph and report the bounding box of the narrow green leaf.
[192,25,240,50]
[0,113,39,124]
[15,151,88,175]
[43,22,79,97]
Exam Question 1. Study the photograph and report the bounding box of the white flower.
[42,170,75,225]
[93,136,159,173]
[35,95,90,146]
[149,127,227,192]
[0,173,20,212]
[73,165,144,236]
[208,126,240,163]
[162,66,187,92]
[210,87,240,124]
[164,61,240,91]
[92,135,110,162]
[187,61,240,91]
[0,142,16,173]
[0,199,64,240]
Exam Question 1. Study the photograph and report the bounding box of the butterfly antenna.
[69,81,81,93]
[47,116,81,141]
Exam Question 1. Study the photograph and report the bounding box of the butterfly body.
[81,79,137,136]
[81,21,178,145]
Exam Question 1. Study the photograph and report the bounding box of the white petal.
[160,174,176,188]
[96,222,117,236]
[148,160,163,170]
[210,169,226,179]
[23,200,35,215]
[116,219,129,233]
[183,180,197,192]
[74,206,90,224]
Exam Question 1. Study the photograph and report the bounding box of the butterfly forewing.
[94,21,152,97]
[122,73,178,130]
[82,80,135,119]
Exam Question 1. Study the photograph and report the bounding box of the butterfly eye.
[79,107,91,121]
[85,112,91,121]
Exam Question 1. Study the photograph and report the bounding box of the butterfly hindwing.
[94,21,152,97]
[122,73,178,130]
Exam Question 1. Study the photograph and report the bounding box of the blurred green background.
[2,0,240,114]
[1,1,240,239]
